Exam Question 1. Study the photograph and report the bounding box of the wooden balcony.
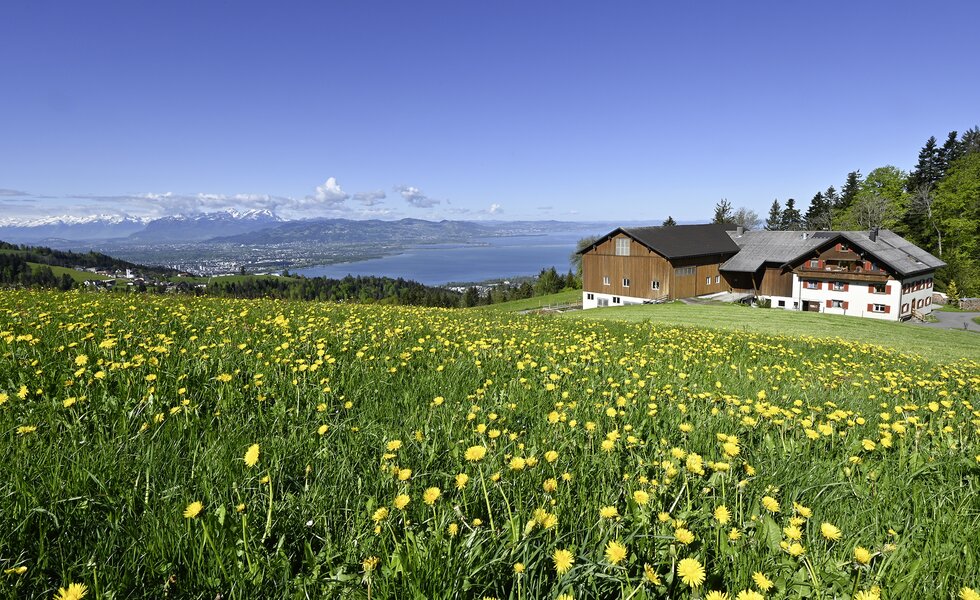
[793,269,889,283]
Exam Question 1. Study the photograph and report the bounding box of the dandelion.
[543,478,558,493]
[509,456,526,470]
[714,505,731,525]
[752,571,773,591]
[362,556,380,572]
[552,548,574,575]
[599,505,619,519]
[447,523,459,537]
[423,487,441,505]
[728,528,742,541]
[633,490,650,506]
[783,525,802,540]
[855,589,881,600]
[54,582,88,600]
[183,501,203,519]
[244,443,260,467]
[854,546,872,565]
[545,450,559,463]
[386,440,402,451]
[821,522,842,541]
[735,591,764,600]
[676,557,706,588]
[371,507,389,522]
[394,494,410,510]
[786,542,805,557]
[643,563,661,585]
[4,566,27,575]
[960,588,980,600]
[465,445,487,462]
[604,540,627,565]
[761,496,780,513]
[16,425,37,436]
[317,424,329,435]
[513,562,525,574]
[675,528,695,545]
[455,473,469,489]
[706,592,729,600]
[397,468,412,481]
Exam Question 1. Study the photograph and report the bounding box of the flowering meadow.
[1,290,978,599]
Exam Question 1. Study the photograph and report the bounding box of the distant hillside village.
[579,224,947,321]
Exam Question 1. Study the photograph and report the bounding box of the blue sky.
[2,1,978,223]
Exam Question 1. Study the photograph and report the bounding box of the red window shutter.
[826,300,832,308]
[843,283,848,292]
[867,303,873,312]
[868,284,874,292]
[884,305,891,314]
[885,285,891,294]
[843,301,849,309]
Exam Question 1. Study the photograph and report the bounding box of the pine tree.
[662,216,677,226]
[839,171,862,211]
[908,136,940,191]
[804,192,831,230]
[712,199,734,224]
[936,131,960,178]
[765,199,782,230]
[946,280,960,308]
[957,126,980,156]
[780,198,803,230]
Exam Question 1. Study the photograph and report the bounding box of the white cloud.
[353,190,386,206]
[312,177,350,206]
[488,203,503,215]
[395,185,440,208]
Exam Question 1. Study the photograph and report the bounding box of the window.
[597,298,609,307]
[651,280,661,291]
[715,275,720,284]
[615,238,630,256]
[839,243,849,252]
[805,281,819,290]
[586,293,594,300]
[623,278,630,287]
[777,300,785,307]
[809,259,819,268]
[612,296,621,304]
[831,300,845,308]
[706,276,711,285]
[871,283,886,294]
[674,266,695,276]
[603,276,610,286]
[872,304,886,313]
[902,303,909,313]
[832,281,845,291]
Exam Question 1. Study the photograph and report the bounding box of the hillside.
[1,290,977,598]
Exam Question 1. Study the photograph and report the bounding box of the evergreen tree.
[946,280,960,308]
[824,186,839,208]
[662,216,677,226]
[712,199,734,224]
[765,200,783,230]
[907,136,940,191]
[937,131,960,177]
[958,126,980,156]
[780,198,803,231]
[839,171,862,211]
[732,207,761,230]
[804,192,831,230]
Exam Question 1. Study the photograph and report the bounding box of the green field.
[27,262,115,282]
[479,289,583,313]
[1,289,978,599]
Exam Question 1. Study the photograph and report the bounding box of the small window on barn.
[586,293,594,300]
[706,276,711,285]
[612,296,621,304]
[778,300,785,307]
[715,275,720,284]
[603,276,610,286]
[615,238,630,256]
[872,304,886,313]
[622,278,630,287]
[839,242,849,252]
[809,259,819,268]
[651,280,660,291]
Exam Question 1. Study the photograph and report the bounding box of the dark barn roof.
[580,223,741,259]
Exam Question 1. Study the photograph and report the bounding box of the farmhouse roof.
[721,229,945,276]
[580,223,741,259]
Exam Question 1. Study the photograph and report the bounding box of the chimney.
[869,227,879,242]
[736,226,744,236]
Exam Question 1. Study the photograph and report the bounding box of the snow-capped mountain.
[0,209,282,243]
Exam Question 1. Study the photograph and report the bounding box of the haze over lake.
[294,231,595,286]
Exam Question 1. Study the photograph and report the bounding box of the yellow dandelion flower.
[854,546,872,565]
[752,571,773,591]
[397,468,412,481]
[423,487,441,505]
[362,556,380,572]
[465,445,487,462]
[393,494,410,510]
[183,501,203,519]
[677,557,705,588]
[386,439,402,451]
[552,548,574,575]
[675,528,695,545]
[599,505,619,519]
[821,522,842,541]
[714,505,731,525]
[787,542,805,556]
[54,582,88,600]
[317,424,329,435]
[16,425,37,436]
[960,588,980,600]
[513,562,525,574]
[633,490,650,506]
[855,589,880,600]
[244,443,260,467]
[4,566,27,575]
[545,450,559,463]
[455,473,469,489]
[604,540,627,565]
[761,496,779,513]
[372,507,389,522]
[728,528,742,541]
[783,525,802,540]
[447,523,459,536]
[543,478,558,493]
[706,592,729,600]
[735,590,764,600]
[509,456,526,470]
[643,563,661,585]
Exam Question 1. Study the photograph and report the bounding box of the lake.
[293,231,599,286]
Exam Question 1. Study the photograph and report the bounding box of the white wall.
[898,276,936,318]
[583,291,654,309]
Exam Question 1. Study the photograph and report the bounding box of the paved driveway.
[913,310,980,332]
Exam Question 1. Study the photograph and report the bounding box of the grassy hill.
[27,262,115,283]
[482,292,979,362]
[1,289,977,598]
